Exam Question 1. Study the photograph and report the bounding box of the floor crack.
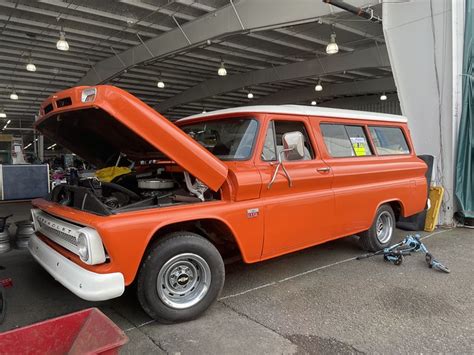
[218,299,298,349]
[107,306,166,353]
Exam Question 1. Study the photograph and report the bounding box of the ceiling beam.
[156,45,390,112]
[78,0,378,85]
[253,77,396,105]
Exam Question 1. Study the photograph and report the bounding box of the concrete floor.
[0,202,473,353]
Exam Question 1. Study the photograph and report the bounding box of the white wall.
[383,0,463,225]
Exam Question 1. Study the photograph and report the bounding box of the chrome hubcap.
[376,211,393,244]
[157,253,211,309]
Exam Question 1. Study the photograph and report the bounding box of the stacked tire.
[15,220,34,249]
[0,225,10,254]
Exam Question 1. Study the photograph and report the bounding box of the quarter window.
[369,126,410,155]
[262,120,314,161]
[320,124,373,157]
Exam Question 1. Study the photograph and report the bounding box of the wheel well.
[387,201,403,221]
[150,219,242,260]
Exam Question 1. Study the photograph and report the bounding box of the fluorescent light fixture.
[24,143,32,149]
[311,101,317,106]
[6,120,10,124]
[26,62,37,72]
[326,33,339,55]
[217,60,227,76]
[315,80,323,92]
[56,31,70,51]
[10,91,18,100]
[380,94,387,101]
[47,143,57,150]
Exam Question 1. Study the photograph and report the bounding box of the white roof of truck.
[178,105,407,123]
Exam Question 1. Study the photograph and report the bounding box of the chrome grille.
[37,221,78,247]
[31,209,81,255]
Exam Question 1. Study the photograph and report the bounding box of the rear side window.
[320,124,373,157]
[369,126,410,155]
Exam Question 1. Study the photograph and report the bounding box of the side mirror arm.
[267,149,293,189]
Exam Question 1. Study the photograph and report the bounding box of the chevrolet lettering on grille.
[36,215,75,236]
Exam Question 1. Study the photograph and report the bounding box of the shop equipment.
[0,308,128,354]
[424,186,445,232]
[14,220,35,249]
[357,234,450,273]
[0,215,12,254]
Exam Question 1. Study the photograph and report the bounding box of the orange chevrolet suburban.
[29,86,427,322]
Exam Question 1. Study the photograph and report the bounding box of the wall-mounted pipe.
[322,0,382,23]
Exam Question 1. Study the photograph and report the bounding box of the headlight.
[77,233,89,261]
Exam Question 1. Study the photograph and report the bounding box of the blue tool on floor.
[356,234,450,273]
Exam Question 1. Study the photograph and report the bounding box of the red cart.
[0,308,128,354]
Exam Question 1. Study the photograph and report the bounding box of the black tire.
[137,232,225,323]
[0,285,6,324]
[359,204,395,252]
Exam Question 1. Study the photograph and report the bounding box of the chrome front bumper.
[28,234,124,301]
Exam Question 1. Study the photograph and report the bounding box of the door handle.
[317,167,331,173]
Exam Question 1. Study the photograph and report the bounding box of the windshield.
[180,117,258,161]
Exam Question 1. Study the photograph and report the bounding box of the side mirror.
[268,131,305,189]
[282,131,305,161]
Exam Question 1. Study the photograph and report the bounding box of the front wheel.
[359,204,395,252]
[137,232,225,323]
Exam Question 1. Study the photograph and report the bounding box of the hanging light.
[10,90,18,100]
[217,60,227,76]
[315,79,323,92]
[26,61,37,72]
[380,93,387,101]
[247,91,254,99]
[156,72,165,88]
[326,32,339,55]
[311,100,317,106]
[26,51,37,72]
[0,108,6,118]
[56,30,70,51]
[202,109,207,114]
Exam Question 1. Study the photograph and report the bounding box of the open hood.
[35,85,228,191]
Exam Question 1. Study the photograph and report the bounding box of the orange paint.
[32,86,427,286]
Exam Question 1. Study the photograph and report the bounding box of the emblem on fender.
[247,208,259,218]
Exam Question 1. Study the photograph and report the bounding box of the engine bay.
[50,165,220,216]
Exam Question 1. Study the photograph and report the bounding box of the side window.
[320,124,373,157]
[369,126,410,155]
[261,120,314,161]
[345,126,373,156]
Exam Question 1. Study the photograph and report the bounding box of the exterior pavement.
[0,202,472,353]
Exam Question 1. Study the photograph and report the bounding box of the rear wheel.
[137,232,224,323]
[359,204,395,252]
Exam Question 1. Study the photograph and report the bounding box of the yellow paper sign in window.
[350,137,367,156]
